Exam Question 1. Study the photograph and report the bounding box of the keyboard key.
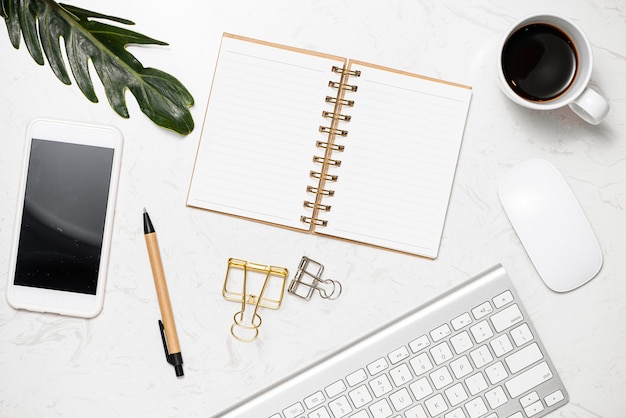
[444,382,468,406]
[349,411,369,418]
[389,388,414,411]
[368,357,389,375]
[493,290,514,308]
[472,301,493,319]
[346,369,367,387]
[425,393,448,416]
[388,345,410,364]
[491,304,523,332]
[511,323,533,346]
[490,334,513,357]
[519,391,539,407]
[450,355,473,379]
[308,406,331,418]
[325,380,346,398]
[485,386,507,409]
[524,400,545,417]
[465,397,488,418]
[409,377,433,400]
[505,342,543,374]
[282,402,304,418]
[390,363,413,386]
[405,404,428,418]
[349,385,372,408]
[450,331,473,354]
[430,341,453,365]
[485,361,508,384]
[370,374,393,397]
[451,313,471,331]
[445,408,467,418]
[430,366,453,390]
[545,389,565,406]
[409,335,430,353]
[465,372,488,395]
[505,362,553,398]
[369,399,393,418]
[430,323,452,341]
[328,395,352,418]
[470,345,493,368]
[410,353,433,376]
[304,391,325,409]
[470,320,493,343]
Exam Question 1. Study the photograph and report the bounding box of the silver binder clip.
[288,256,342,300]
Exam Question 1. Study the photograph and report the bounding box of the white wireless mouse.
[498,159,602,292]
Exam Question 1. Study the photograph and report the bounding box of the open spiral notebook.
[187,33,472,258]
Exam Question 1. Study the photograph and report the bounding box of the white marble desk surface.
[1,1,625,417]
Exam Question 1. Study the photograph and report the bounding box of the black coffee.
[502,23,577,101]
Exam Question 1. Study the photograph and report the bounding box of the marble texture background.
[1,0,624,417]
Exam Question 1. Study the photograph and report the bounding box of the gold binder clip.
[222,258,288,342]
[288,256,342,301]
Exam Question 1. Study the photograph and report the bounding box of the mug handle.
[569,87,610,125]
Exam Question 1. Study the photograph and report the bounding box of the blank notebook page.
[319,61,472,258]
[187,35,345,230]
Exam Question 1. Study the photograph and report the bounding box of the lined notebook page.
[187,35,346,230]
[319,61,472,257]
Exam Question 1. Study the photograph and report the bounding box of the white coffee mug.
[497,14,609,124]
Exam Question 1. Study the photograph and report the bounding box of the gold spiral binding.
[307,185,334,196]
[319,126,348,137]
[310,171,338,182]
[328,81,358,92]
[300,216,328,227]
[332,66,362,77]
[322,110,351,121]
[313,156,341,166]
[301,64,359,230]
[316,141,345,152]
[326,96,355,107]
[303,201,331,211]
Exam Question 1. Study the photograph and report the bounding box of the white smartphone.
[6,118,123,318]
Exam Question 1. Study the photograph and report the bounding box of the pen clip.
[158,320,171,361]
[158,320,184,377]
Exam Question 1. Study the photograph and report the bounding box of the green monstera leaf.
[1,0,194,135]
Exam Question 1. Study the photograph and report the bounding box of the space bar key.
[505,362,553,398]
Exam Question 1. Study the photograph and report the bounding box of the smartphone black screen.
[13,139,115,295]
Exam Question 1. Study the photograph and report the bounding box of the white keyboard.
[213,265,568,418]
